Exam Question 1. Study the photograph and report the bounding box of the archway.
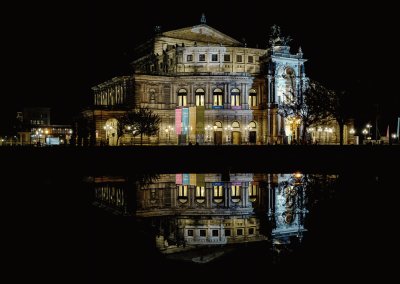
[232,121,241,145]
[104,118,118,146]
[248,121,257,144]
[213,121,223,145]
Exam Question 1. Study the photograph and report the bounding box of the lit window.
[231,185,241,202]
[187,54,193,62]
[224,54,230,62]
[249,89,257,107]
[213,88,223,106]
[231,88,240,107]
[177,89,187,106]
[248,56,253,63]
[211,54,218,61]
[213,185,224,203]
[195,89,205,106]
[199,54,205,61]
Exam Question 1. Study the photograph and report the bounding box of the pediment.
[162,24,241,46]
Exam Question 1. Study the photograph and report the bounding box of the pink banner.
[175,109,182,135]
[176,174,182,185]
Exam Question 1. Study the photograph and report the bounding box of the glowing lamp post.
[362,129,368,141]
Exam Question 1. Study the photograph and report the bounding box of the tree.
[124,108,160,145]
[327,90,354,145]
[279,80,332,143]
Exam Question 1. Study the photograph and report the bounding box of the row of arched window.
[175,88,258,107]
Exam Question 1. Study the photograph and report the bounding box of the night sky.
[2,1,398,134]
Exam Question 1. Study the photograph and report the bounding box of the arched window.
[249,89,257,107]
[149,89,156,102]
[177,89,187,106]
[231,88,240,107]
[232,121,240,129]
[213,88,223,107]
[195,88,205,106]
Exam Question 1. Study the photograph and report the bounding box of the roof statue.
[268,24,292,46]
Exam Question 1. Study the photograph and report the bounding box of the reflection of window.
[195,89,205,106]
[249,89,257,107]
[231,89,240,107]
[225,229,231,236]
[248,56,254,63]
[196,186,205,197]
[178,185,188,203]
[213,185,224,203]
[177,89,187,106]
[231,185,241,202]
[213,88,223,106]
[236,55,243,62]
[187,54,193,62]
[199,54,205,61]
[224,54,230,62]
[212,230,219,237]
[200,230,206,237]
[211,54,218,61]
[187,229,194,236]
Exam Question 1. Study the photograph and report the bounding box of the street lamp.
[362,129,368,141]
[366,123,372,138]
[205,125,212,143]
[349,128,355,135]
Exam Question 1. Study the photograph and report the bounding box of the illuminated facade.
[86,18,353,145]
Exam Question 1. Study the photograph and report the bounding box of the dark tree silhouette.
[123,108,160,145]
[327,90,354,145]
[279,80,331,143]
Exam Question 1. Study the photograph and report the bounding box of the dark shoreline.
[2,145,399,175]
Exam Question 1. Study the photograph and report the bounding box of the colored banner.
[212,182,224,186]
[183,173,190,185]
[196,106,205,135]
[189,173,196,186]
[175,174,182,185]
[182,108,189,135]
[175,108,182,135]
[189,107,196,136]
[196,174,205,187]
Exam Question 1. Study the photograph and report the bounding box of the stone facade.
[86,22,353,145]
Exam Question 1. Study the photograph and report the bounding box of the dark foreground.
[1,145,399,174]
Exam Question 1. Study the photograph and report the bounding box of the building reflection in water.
[91,173,336,263]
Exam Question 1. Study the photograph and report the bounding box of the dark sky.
[2,1,398,134]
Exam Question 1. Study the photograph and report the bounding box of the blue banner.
[182,108,189,134]
[212,182,224,186]
[183,174,190,185]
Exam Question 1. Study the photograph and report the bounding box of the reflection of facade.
[85,16,344,146]
[91,173,315,260]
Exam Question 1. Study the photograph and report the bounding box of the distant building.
[85,16,354,145]
[13,107,73,146]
